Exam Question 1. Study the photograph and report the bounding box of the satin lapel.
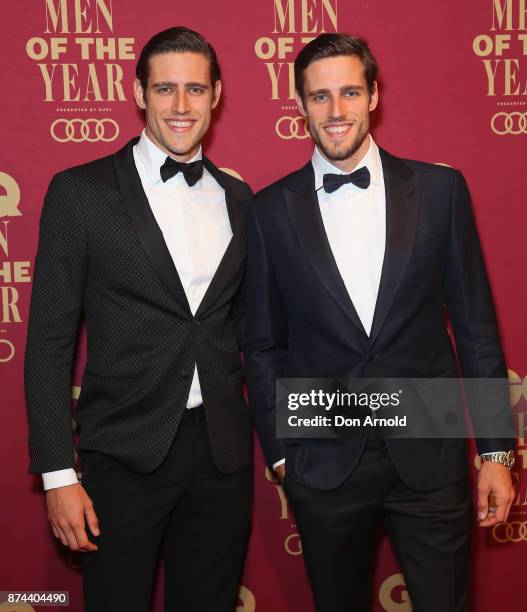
[113,137,191,313]
[368,149,420,345]
[195,158,243,318]
[284,163,367,336]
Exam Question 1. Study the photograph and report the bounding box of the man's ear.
[296,91,307,117]
[369,80,379,112]
[133,78,146,110]
[211,80,222,109]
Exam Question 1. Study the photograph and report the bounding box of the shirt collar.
[311,134,382,191]
[135,128,203,186]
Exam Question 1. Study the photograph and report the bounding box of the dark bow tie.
[160,157,203,187]
[323,166,371,194]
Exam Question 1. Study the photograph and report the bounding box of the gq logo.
[50,118,119,143]
[491,112,527,135]
[275,115,310,140]
[236,586,255,612]
[379,573,412,611]
[492,521,527,543]
[0,172,22,217]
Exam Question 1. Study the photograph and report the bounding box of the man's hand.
[477,462,515,527]
[46,483,100,551]
[275,464,286,482]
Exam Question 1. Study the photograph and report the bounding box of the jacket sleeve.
[24,171,88,473]
[243,199,288,467]
[443,170,515,454]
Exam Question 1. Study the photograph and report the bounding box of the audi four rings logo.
[275,115,311,140]
[50,118,120,143]
[491,112,527,135]
[492,521,527,543]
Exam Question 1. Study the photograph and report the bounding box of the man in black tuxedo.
[25,27,252,612]
[244,34,515,611]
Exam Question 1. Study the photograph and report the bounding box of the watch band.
[480,450,516,469]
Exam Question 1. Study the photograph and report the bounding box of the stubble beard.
[309,119,369,163]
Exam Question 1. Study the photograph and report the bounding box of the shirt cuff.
[479,451,506,457]
[272,458,286,469]
[42,469,79,491]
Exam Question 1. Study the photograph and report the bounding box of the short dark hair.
[295,33,378,100]
[136,26,221,91]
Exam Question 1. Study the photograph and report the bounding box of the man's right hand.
[275,464,286,482]
[46,483,100,552]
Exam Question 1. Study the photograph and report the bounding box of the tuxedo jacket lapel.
[284,163,367,336]
[114,140,243,319]
[113,138,192,314]
[284,151,420,343]
[368,149,420,345]
[195,158,244,318]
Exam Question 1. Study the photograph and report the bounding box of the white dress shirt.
[43,129,232,490]
[313,134,386,336]
[273,135,386,470]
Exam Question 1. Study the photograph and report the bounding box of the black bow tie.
[323,166,371,193]
[160,157,203,187]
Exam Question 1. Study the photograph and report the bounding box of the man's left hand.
[477,461,515,527]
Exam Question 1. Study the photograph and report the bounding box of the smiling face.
[134,51,221,162]
[297,54,378,172]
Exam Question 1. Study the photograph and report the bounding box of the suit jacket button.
[365,353,374,362]
[181,370,190,379]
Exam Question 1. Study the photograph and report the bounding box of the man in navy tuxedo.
[245,33,515,611]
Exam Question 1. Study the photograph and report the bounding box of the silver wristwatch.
[480,450,516,469]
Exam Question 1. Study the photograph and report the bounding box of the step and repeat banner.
[1,1,525,611]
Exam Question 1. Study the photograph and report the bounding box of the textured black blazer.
[244,148,514,491]
[25,137,253,475]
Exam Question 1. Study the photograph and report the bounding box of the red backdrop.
[1,1,525,610]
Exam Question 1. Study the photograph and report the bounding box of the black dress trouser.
[283,438,473,612]
[81,406,252,612]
